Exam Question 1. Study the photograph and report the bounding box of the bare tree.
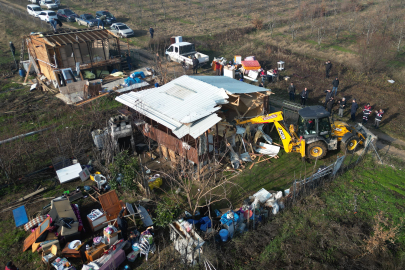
[160,0,166,20]
[363,19,377,45]
[333,0,343,39]
[157,154,241,216]
[317,25,325,45]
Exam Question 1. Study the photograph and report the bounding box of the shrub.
[252,17,263,30]
[108,151,140,191]
[153,198,181,228]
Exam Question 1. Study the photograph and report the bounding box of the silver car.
[110,23,134,38]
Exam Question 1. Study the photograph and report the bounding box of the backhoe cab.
[235,105,375,160]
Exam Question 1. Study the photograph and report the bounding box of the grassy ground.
[208,157,405,269]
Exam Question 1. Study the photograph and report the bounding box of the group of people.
[286,65,384,128]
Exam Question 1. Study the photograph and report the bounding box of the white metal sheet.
[56,163,82,183]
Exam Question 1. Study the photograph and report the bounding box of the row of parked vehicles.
[26,1,135,37]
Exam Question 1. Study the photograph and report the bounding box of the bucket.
[19,69,26,77]
[243,210,253,219]
[219,229,229,242]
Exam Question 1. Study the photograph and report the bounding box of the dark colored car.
[95,10,116,25]
[57,9,78,22]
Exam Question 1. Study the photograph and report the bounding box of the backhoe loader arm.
[235,111,295,153]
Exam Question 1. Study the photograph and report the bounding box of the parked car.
[165,42,209,66]
[76,14,98,27]
[110,23,134,38]
[95,11,116,25]
[39,0,58,10]
[37,10,58,22]
[28,0,39,4]
[57,9,78,22]
[27,4,43,17]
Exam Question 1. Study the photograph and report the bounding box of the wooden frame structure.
[25,28,122,87]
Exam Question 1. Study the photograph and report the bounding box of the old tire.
[341,135,359,154]
[306,141,327,160]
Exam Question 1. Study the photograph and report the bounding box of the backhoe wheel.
[306,141,327,160]
[341,136,359,154]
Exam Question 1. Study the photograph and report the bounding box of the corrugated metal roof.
[190,76,270,94]
[115,75,229,139]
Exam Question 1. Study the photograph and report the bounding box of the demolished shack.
[25,28,122,89]
[115,75,272,168]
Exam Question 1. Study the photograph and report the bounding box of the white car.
[27,4,43,17]
[110,23,134,38]
[37,10,58,22]
[28,0,39,3]
[39,0,58,10]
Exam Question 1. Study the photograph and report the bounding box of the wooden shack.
[26,28,122,87]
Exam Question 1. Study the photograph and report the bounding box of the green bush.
[153,198,181,228]
[109,151,139,190]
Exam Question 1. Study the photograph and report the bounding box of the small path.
[371,128,405,160]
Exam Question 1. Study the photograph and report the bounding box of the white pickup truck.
[165,42,209,67]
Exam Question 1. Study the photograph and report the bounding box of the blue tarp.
[12,205,28,227]
[220,211,239,226]
[131,71,145,79]
[125,77,144,86]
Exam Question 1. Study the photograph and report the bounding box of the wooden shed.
[26,28,123,87]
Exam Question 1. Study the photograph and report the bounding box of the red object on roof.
[241,60,261,70]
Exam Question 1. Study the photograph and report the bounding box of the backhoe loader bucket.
[354,123,377,146]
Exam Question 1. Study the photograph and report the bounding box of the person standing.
[149,26,154,38]
[362,103,372,124]
[182,59,187,74]
[126,54,132,71]
[117,207,128,241]
[374,109,384,128]
[98,15,106,29]
[337,97,346,117]
[332,77,339,96]
[325,60,332,78]
[9,42,15,56]
[326,97,334,114]
[50,18,58,33]
[215,61,221,75]
[288,82,296,101]
[300,87,308,106]
[192,56,199,74]
[324,89,332,107]
[351,99,358,122]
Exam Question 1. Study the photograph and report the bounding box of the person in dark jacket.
[362,103,372,124]
[98,15,106,29]
[324,89,332,107]
[9,42,15,56]
[117,207,128,241]
[326,97,334,114]
[149,26,154,38]
[374,109,384,128]
[192,56,199,74]
[300,87,308,106]
[337,97,346,117]
[126,54,132,71]
[351,99,358,122]
[288,82,296,101]
[50,18,58,33]
[5,262,18,270]
[325,60,332,78]
[332,77,339,96]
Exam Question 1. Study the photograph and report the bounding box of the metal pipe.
[0,127,53,145]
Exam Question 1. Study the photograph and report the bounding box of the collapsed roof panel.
[116,75,229,139]
[189,76,270,94]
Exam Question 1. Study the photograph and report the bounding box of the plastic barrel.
[19,68,26,77]
[219,229,229,242]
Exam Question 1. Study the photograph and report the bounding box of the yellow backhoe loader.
[235,105,376,159]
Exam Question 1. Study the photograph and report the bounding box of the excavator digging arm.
[235,111,305,157]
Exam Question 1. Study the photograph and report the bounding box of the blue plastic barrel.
[219,229,229,242]
[19,69,26,77]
